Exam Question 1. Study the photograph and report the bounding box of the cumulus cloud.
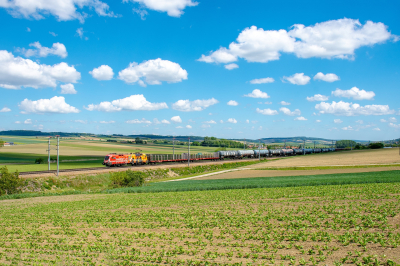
[283,73,310,85]
[244,89,270,98]
[315,101,394,116]
[0,0,117,22]
[334,119,343,124]
[161,119,170,124]
[198,19,398,64]
[373,127,381,131]
[18,42,67,58]
[380,119,387,123]
[171,116,182,123]
[85,94,168,112]
[316,120,321,123]
[90,65,114,80]
[0,107,11,112]
[60,83,77,94]
[124,0,198,17]
[249,77,274,84]
[294,116,307,121]
[14,121,21,124]
[118,58,187,87]
[49,31,57,37]
[279,101,290,105]
[280,107,301,116]
[256,108,278,115]
[204,120,217,124]
[389,123,400,129]
[224,63,238,70]
[186,125,192,129]
[342,126,353,130]
[314,72,340,82]
[356,120,364,124]
[332,87,375,100]
[307,94,329,102]
[99,121,115,124]
[389,117,397,122]
[0,50,80,89]
[75,120,87,124]
[227,118,237,124]
[227,100,238,106]
[24,119,32,124]
[172,98,218,111]
[19,96,79,114]
[126,118,152,124]
[201,124,210,128]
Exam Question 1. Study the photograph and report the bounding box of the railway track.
[18,158,263,176]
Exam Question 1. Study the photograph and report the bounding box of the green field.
[0,171,399,265]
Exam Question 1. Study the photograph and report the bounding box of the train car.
[321,148,329,152]
[304,149,313,154]
[281,149,294,156]
[131,153,148,165]
[293,149,303,155]
[103,153,132,167]
[269,149,282,156]
[237,150,255,158]
[253,149,270,157]
[219,150,239,159]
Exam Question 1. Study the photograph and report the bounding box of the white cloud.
[249,77,274,84]
[19,96,79,114]
[76,28,86,39]
[0,50,80,89]
[389,123,400,129]
[389,117,397,122]
[15,121,21,124]
[380,119,387,123]
[227,118,237,124]
[49,31,57,37]
[224,63,238,70]
[161,119,170,124]
[118,58,188,86]
[90,65,114,80]
[85,94,168,112]
[24,119,32,124]
[373,127,381,131]
[316,120,321,123]
[356,120,364,124]
[171,116,182,123]
[18,42,67,58]
[186,125,192,129]
[342,126,353,130]
[26,27,30,32]
[332,87,375,100]
[314,72,339,82]
[307,94,329,102]
[198,19,397,64]
[204,120,216,124]
[283,73,310,85]
[126,118,151,124]
[315,101,394,116]
[279,101,290,105]
[334,119,343,124]
[0,0,116,22]
[219,120,224,123]
[201,124,210,128]
[265,101,272,104]
[75,120,87,124]
[280,107,301,116]
[244,89,270,98]
[172,98,218,111]
[60,83,77,94]
[124,0,198,17]
[256,108,278,115]
[0,107,11,112]
[245,119,249,123]
[227,100,238,106]
[294,116,307,121]
[176,126,183,129]
[99,121,115,124]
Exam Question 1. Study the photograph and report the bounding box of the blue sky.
[0,0,399,141]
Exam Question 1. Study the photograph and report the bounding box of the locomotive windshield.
[104,156,109,160]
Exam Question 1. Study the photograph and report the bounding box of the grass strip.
[105,170,400,194]
[255,164,400,170]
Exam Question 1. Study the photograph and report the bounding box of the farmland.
[0,177,399,265]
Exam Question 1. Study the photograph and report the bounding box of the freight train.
[103,148,336,167]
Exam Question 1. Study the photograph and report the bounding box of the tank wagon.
[103,147,337,167]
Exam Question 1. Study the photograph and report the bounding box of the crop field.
[0,178,399,265]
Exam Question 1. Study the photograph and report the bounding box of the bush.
[35,158,44,164]
[110,170,146,188]
[368,142,384,149]
[0,166,22,196]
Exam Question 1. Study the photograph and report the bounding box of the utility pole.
[173,137,175,160]
[56,135,60,176]
[47,137,51,171]
[259,139,261,161]
[188,137,190,167]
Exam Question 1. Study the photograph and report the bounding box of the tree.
[0,167,22,196]
[336,140,357,148]
[368,142,384,149]
[135,137,144,144]
[0,139,4,148]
